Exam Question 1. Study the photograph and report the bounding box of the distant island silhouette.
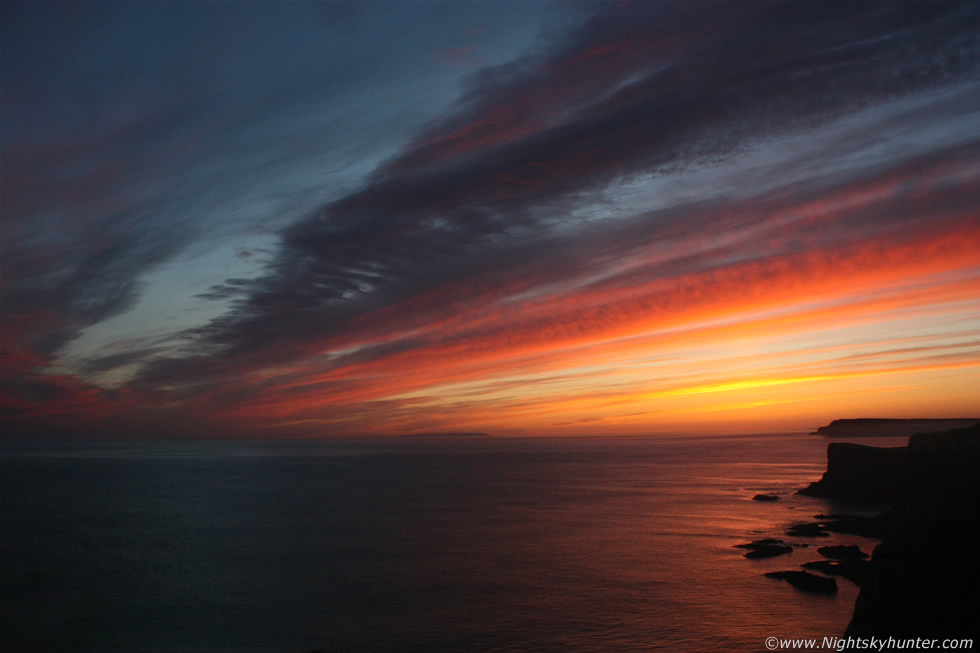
[402,432,491,438]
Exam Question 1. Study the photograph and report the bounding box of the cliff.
[800,423,980,638]
[812,418,979,438]
[845,502,980,640]
[798,443,908,499]
[800,424,980,500]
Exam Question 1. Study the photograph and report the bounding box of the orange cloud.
[202,217,979,434]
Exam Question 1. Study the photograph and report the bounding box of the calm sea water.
[1,433,898,652]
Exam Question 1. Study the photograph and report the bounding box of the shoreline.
[756,421,980,640]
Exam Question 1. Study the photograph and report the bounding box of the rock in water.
[744,544,793,559]
[802,560,871,586]
[736,539,794,558]
[786,522,830,537]
[817,545,868,559]
[734,538,785,548]
[765,570,838,594]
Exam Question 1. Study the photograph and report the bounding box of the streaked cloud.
[2,1,978,437]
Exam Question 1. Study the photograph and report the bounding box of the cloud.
[135,151,980,432]
[3,1,978,435]
[1,0,561,371]
[142,2,977,372]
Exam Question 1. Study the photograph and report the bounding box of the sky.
[2,0,979,439]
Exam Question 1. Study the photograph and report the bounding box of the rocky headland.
[811,418,979,438]
[800,423,980,500]
[801,422,980,639]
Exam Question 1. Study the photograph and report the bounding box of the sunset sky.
[2,1,979,438]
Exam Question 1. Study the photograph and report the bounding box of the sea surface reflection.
[1,433,894,652]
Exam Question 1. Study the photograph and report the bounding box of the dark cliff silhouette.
[812,418,980,438]
[801,424,980,500]
[802,423,980,639]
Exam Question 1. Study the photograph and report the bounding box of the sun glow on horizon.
[196,224,980,436]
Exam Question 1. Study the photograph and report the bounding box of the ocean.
[1,433,897,652]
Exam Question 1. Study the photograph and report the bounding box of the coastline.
[811,419,980,439]
[769,421,980,639]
